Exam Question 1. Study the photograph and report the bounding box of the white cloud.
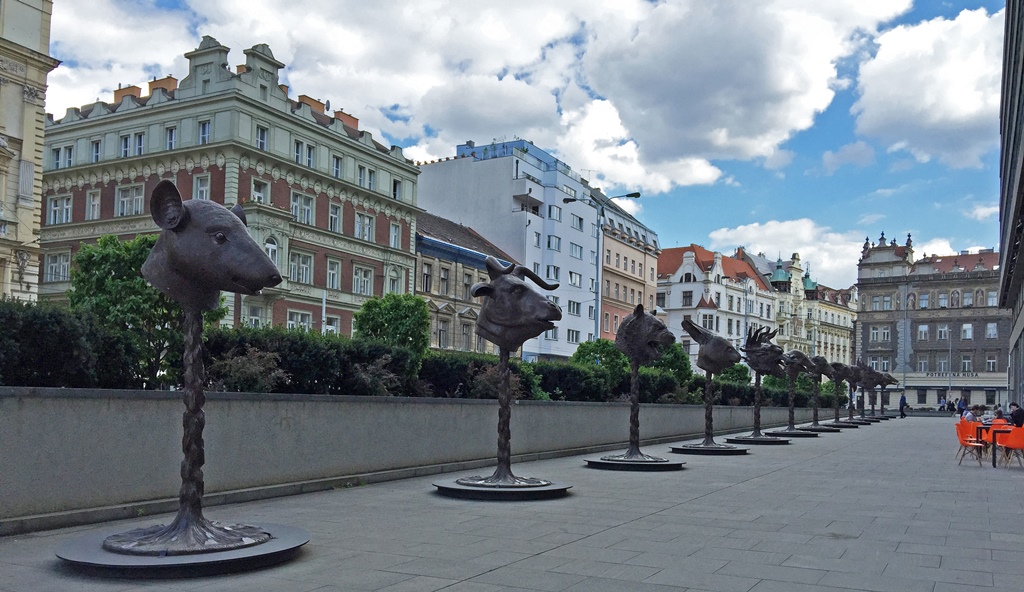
[964,203,999,222]
[612,198,642,217]
[822,141,875,175]
[708,219,864,288]
[853,8,1004,168]
[764,149,795,170]
[916,238,956,257]
[858,213,886,225]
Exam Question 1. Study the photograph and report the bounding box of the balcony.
[512,175,543,207]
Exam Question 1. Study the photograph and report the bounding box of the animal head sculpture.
[471,256,562,351]
[808,355,833,382]
[854,361,899,390]
[615,304,675,366]
[681,318,741,375]
[741,326,788,378]
[783,349,814,380]
[830,362,851,385]
[141,180,282,311]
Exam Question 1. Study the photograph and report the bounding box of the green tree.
[569,338,629,393]
[69,234,224,388]
[717,363,751,384]
[352,293,430,359]
[649,342,693,385]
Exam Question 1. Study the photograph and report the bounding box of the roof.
[658,245,769,290]
[416,211,517,263]
[913,251,1000,274]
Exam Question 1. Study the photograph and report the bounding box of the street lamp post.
[564,191,640,342]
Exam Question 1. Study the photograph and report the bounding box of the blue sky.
[45,1,1006,288]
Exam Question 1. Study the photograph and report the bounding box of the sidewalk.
[2,417,1022,591]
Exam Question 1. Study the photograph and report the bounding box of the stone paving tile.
[562,575,690,591]
[549,558,662,581]
[714,561,827,585]
[469,566,587,591]
[642,567,760,591]
[780,554,886,575]
[690,547,790,566]
[373,575,459,591]
[881,562,993,586]
[626,553,728,572]
[817,570,939,592]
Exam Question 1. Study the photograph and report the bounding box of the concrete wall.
[0,387,815,532]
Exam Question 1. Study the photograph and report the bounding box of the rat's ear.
[151,180,188,230]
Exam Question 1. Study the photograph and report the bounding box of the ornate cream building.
[0,0,59,300]
[39,37,419,333]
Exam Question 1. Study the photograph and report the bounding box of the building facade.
[417,140,602,360]
[999,1,1024,405]
[415,211,511,355]
[39,37,420,334]
[0,0,59,300]
[591,189,660,341]
[657,244,777,372]
[858,233,1010,407]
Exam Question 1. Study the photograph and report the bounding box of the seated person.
[1010,402,1024,428]
[963,405,981,422]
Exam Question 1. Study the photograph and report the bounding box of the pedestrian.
[938,396,946,412]
[899,393,907,419]
[963,405,981,422]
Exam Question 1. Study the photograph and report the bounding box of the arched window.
[264,237,278,267]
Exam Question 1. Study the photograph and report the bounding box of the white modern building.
[417,140,600,360]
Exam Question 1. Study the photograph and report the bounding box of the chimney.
[278,84,289,96]
[298,94,325,113]
[235,65,248,74]
[333,109,359,129]
[114,84,142,103]
[148,75,178,96]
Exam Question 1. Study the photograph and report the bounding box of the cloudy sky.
[45,0,1005,288]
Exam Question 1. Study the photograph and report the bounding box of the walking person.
[899,393,907,419]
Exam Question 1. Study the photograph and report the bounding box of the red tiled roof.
[657,244,768,291]
[695,294,718,309]
[915,251,999,274]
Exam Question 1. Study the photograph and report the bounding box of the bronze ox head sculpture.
[615,304,675,366]
[471,256,562,351]
[681,318,741,375]
[741,327,788,378]
[142,180,282,311]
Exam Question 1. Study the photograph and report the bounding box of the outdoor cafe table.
[976,424,1014,467]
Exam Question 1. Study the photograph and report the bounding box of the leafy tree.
[649,342,693,385]
[717,363,751,384]
[69,234,224,388]
[208,345,290,393]
[764,373,814,394]
[569,338,629,394]
[352,293,430,360]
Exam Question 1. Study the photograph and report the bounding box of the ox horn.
[513,265,559,291]
[485,256,517,280]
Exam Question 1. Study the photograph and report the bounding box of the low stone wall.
[0,387,815,534]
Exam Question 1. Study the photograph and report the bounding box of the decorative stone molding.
[23,86,41,103]
[0,57,26,75]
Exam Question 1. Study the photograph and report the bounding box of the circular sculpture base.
[102,520,271,555]
[55,523,309,578]
[797,425,842,433]
[824,421,862,428]
[858,417,883,422]
[669,444,749,456]
[765,429,819,438]
[874,415,892,420]
[586,454,685,471]
[434,479,572,500]
[726,435,791,445]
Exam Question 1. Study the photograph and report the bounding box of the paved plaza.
[2,416,1023,591]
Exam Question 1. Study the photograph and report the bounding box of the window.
[917,389,928,405]
[547,235,561,251]
[882,296,892,310]
[90,140,101,163]
[325,317,339,334]
[290,193,313,224]
[682,291,693,306]
[869,356,878,370]
[462,323,472,351]
[115,185,144,217]
[288,252,312,284]
[264,238,278,266]
[938,355,949,372]
[119,135,131,158]
[938,293,948,308]
[326,259,341,290]
[988,291,998,306]
[917,325,928,341]
[961,355,973,373]
[919,293,929,309]
[287,311,312,331]
[437,319,449,348]
[963,291,974,307]
[570,243,583,259]
[569,271,581,287]
[390,223,402,249]
[306,144,315,168]
[571,214,584,230]
[463,273,473,300]
[47,196,72,225]
[439,268,450,295]
[881,326,890,341]
[387,269,403,294]
[918,359,928,372]
[255,125,268,151]
[198,120,210,145]
[568,301,581,316]
[355,213,374,241]
[871,296,880,311]
[548,205,561,221]
[702,313,714,331]
[567,329,581,344]
[332,155,343,178]
[656,293,666,308]
[248,306,264,328]
[880,357,890,372]
[961,324,973,340]
[606,249,611,264]
[259,84,268,101]
[603,313,610,332]
[252,179,268,203]
[987,355,997,372]
[134,132,145,155]
[545,327,559,340]
[165,127,177,151]
[44,252,70,282]
[614,283,619,300]
[328,204,341,232]
[937,324,949,340]
[392,179,402,200]
[589,278,596,293]
[986,322,998,339]
[85,190,100,221]
[546,265,560,280]
[588,305,595,319]
[358,166,366,187]
[367,170,375,190]
[422,263,432,292]
[533,232,541,247]
[294,140,303,164]
[870,326,879,342]
[193,175,210,200]
[615,253,620,267]
[353,266,373,296]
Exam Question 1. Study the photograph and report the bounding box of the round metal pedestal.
[55,523,309,578]
[586,456,685,471]
[669,444,749,455]
[433,479,572,500]
[765,429,819,438]
[798,425,842,433]
[726,435,791,445]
